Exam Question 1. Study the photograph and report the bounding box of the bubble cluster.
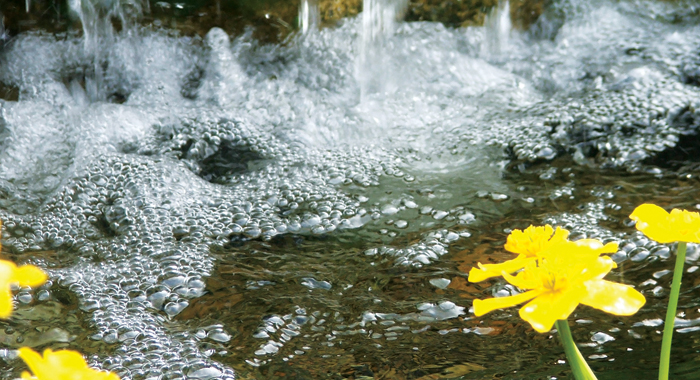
[364,229,466,267]
[245,301,466,368]
[453,2,700,167]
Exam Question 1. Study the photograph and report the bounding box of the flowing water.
[299,0,320,35]
[482,0,511,57]
[2,0,700,379]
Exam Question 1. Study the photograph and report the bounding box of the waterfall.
[299,0,320,34]
[360,0,407,43]
[482,0,512,57]
[356,0,408,98]
[67,0,145,101]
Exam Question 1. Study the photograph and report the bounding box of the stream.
[2,0,700,379]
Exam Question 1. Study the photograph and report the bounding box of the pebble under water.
[2,0,700,379]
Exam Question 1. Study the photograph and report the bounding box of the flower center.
[540,268,567,291]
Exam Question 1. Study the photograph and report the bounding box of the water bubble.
[301,278,332,290]
[591,332,615,344]
[429,278,451,289]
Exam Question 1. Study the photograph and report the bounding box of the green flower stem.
[555,319,597,380]
[659,241,687,380]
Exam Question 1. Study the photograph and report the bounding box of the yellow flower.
[0,220,47,318]
[0,260,47,318]
[629,204,700,244]
[18,347,120,380]
[468,225,569,282]
[473,239,645,333]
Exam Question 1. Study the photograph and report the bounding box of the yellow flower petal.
[630,203,668,222]
[473,289,541,316]
[468,256,535,283]
[48,349,89,373]
[502,263,541,290]
[18,347,120,380]
[0,261,14,279]
[630,204,700,243]
[581,279,646,315]
[13,265,48,288]
[571,239,619,255]
[0,260,47,319]
[0,287,14,319]
[541,239,618,264]
[18,348,48,377]
[579,256,616,282]
[504,225,570,257]
[519,286,587,333]
[469,232,643,334]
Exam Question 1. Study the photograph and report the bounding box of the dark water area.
[2,0,700,379]
[190,160,700,379]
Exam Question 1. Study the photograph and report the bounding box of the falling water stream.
[356,0,408,97]
[299,0,320,35]
[2,0,700,379]
[482,0,511,57]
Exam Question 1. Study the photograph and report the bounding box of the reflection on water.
[1,0,700,379]
[181,159,700,379]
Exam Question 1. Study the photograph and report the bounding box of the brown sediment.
[509,0,545,30]
[406,0,498,27]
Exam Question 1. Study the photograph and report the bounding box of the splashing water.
[482,0,512,57]
[299,0,320,34]
[67,0,146,101]
[356,0,408,97]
